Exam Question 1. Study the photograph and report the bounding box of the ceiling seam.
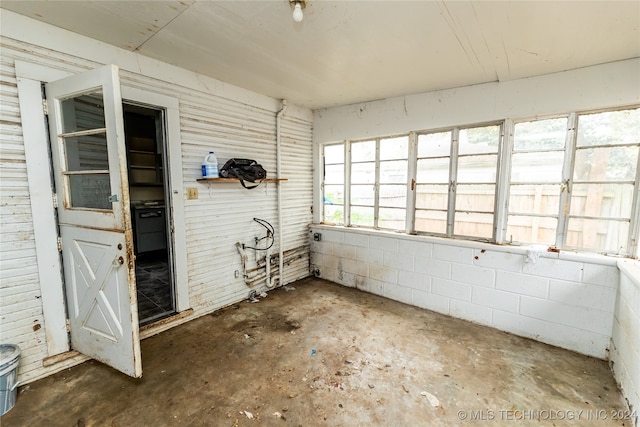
[133,1,195,52]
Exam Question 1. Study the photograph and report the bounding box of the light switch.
[187,188,198,199]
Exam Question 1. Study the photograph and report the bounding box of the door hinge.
[52,193,58,209]
[57,236,62,253]
[42,99,49,116]
[65,319,71,332]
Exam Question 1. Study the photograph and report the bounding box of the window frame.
[502,114,573,247]
[321,142,346,225]
[346,135,410,231]
[413,121,504,242]
[564,107,640,255]
[318,105,640,258]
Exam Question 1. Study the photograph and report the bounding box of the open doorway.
[123,103,175,326]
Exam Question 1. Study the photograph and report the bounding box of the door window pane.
[60,91,106,133]
[64,134,109,171]
[68,174,112,209]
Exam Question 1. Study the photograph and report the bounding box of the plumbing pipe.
[275,99,288,288]
[265,245,272,287]
[239,245,307,287]
[236,242,248,278]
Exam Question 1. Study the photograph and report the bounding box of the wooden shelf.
[197,177,288,183]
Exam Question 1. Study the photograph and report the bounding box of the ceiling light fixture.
[290,0,306,23]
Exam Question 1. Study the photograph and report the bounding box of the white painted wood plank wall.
[0,56,51,380]
[0,32,313,384]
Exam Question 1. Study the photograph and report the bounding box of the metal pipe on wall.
[275,100,287,288]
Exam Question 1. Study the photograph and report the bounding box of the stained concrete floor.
[2,278,632,426]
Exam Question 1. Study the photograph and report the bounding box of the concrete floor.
[2,278,632,426]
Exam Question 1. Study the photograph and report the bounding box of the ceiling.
[2,1,639,110]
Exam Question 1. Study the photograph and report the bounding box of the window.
[455,125,501,239]
[415,131,451,234]
[378,136,408,229]
[415,124,501,239]
[320,106,640,256]
[567,109,640,254]
[507,117,568,244]
[350,136,408,230]
[350,140,376,226]
[506,108,640,255]
[60,92,112,210]
[323,143,345,225]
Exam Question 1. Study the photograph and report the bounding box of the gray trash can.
[0,344,20,416]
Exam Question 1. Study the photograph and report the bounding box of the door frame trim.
[16,75,68,356]
[121,86,189,312]
[15,61,190,359]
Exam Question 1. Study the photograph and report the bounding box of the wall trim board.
[314,58,640,143]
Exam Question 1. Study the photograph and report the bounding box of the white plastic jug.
[202,151,219,178]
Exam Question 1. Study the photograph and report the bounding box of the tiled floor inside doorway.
[135,250,173,325]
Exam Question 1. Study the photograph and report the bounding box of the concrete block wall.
[310,225,619,359]
[611,260,640,425]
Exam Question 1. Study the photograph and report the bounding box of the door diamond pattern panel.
[69,238,123,341]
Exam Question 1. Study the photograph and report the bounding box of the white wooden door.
[46,65,142,378]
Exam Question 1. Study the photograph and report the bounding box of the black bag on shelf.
[219,158,267,189]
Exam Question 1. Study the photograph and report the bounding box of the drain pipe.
[275,100,287,288]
